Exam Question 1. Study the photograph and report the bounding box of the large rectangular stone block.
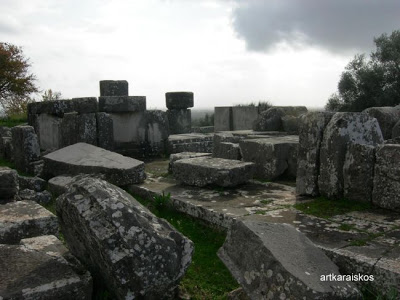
[96,112,114,150]
[166,92,194,109]
[11,125,41,174]
[214,107,232,131]
[37,113,63,150]
[0,167,18,201]
[145,110,169,156]
[231,106,259,130]
[167,109,191,134]
[99,80,128,96]
[99,96,146,113]
[72,97,98,113]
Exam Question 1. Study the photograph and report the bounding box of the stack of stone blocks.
[166,92,193,134]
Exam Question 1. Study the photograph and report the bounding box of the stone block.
[0,200,58,244]
[319,113,384,199]
[173,157,254,187]
[218,221,360,299]
[282,115,300,134]
[19,189,52,205]
[18,175,47,192]
[48,175,74,197]
[343,144,375,203]
[77,113,97,145]
[56,177,193,299]
[96,112,114,150]
[214,107,232,131]
[0,137,13,161]
[37,113,63,150]
[392,119,400,139]
[0,235,92,299]
[167,109,191,134]
[168,133,214,154]
[231,106,259,131]
[0,126,11,138]
[253,106,308,132]
[363,106,400,140]
[99,80,128,96]
[213,142,241,160]
[72,97,98,113]
[166,91,194,109]
[0,167,18,201]
[240,136,299,180]
[43,142,146,186]
[191,126,214,133]
[145,110,169,156]
[373,144,400,211]
[99,96,146,113]
[296,112,334,196]
[169,152,212,172]
[61,112,78,147]
[11,125,40,174]
[28,99,75,117]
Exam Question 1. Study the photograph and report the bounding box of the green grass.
[0,157,16,169]
[294,197,372,219]
[132,193,239,300]
[0,115,27,127]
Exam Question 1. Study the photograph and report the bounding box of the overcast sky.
[1,0,400,109]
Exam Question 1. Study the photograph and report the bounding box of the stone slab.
[71,97,98,113]
[172,157,254,187]
[0,167,18,201]
[231,106,259,131]
[96,112,114,150]
[165,92,194,109]
[48,175,74,197]
[167,133,213,154]
[0,200,58,244]
[43,142,146,186]
[99,96,146,113]
[99,80,128,96]
[11,125,41,174]
[0,235,92,299]
[169,152,212,172]
[214,107,233,131]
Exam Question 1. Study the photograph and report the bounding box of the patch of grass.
[260,199,273,205]
[254,210,267,215]
[361,283,399,300]
[153,192,171,209]
[132,193,239,299]
[0,157,15,169]
[0,115,27,127]
[338,223,355,231]
[294,197,372,219]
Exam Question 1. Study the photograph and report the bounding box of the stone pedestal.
[166,92,194,134]
[99,80,129,96]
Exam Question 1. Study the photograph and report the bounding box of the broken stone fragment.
[56,177,194,300]
[218,220,361,299]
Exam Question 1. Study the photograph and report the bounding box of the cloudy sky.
[2,0,400,109]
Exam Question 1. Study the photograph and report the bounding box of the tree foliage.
[0,42,38,116]
[326,30,400,111]
[42,89,62,101]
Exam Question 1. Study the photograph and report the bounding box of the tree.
[42,89,62,101]
[326,30,400,111]
[0,42,38,115]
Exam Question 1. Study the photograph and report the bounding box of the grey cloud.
[231,0,400,53]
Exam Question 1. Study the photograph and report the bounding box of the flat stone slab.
[0,200,58,244]
[173,157,255,187]
[98,96,146,113]
[0,235,92,299]
[48,175,74,197]
[169,152,212,172]
[43,143,146,186]
[218,221,360,299]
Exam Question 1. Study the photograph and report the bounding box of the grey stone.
[218,221,360,300]
[214,107,233,131]
[0,137,13,160]
[96,112,114,150]
[372,144,400,211]
[77,113,97,145]
[240,136,299,180]
[213,142,241,160]
[173,157,254,187]
[0,200,58,244]
[99,80,128,96]
[167,133,213,154]
[392,119,400,139]
[319,112,384,199]
[11,125,40,174]
[253,106,308,132]
[167,109,191,134]
[99,96,146,113]
[0,235,92,299]
[363,106,400,140]
[231,106,259,130]
[296,112,334,196]
[145,110,170,156]
[43,142,146,186]
[191,126,214,133]
[31,160,44,178]
[61,112,78,147]
[169,152,212,172]
[72,97,98,113]
[48,175,74,197]
[0,126,11,138]
[37,113,63,150]
[0,167,18,201]
[227,288,250,300]
[282,115,300,134]
[28,100,75,117]
[56,177,194,300]
[384,136,400,144]
[19,189,52,205]
[165,92,194,109]
[343,144,375,203]
[18,175,47,192]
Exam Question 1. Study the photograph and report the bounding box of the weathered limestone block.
[18,175,47,192]
[231,106,259,130]
[166,92,194,109]
[214,107,233,131]
[19,189,52,205]
[96,112,114,150]
[43,143,146,186]
[372,144,400,211]
[0,127,12,159]
[218,221,360,300]
[0,167,18,201]
[0,137,13,161]
[77,113,97,145]
[281,115,300,134]
[145,110,170,156]
[48,175,74,197]
[72,97,98,113]
[240,137,299,180]
[99,96,146,113]
[11,125,40,174]
[173,157,254,187]
[0,235,92,299]
[169,152,212,173]
[28,100,75,117]
[37,113,63,150]
[319,113,383,199]
[56,177,194,300]
[191,126,214,133]
[0,126,11,138]
[392,119,400,139]
[167,109,191,134]
[296,112,334,196]
[213,142,241,160]
[363,106,400,140]
[99,80,128,96]
[61,112,78,146]
[253,106,308,132]
[0,200,58,244]
[343,144,375,203]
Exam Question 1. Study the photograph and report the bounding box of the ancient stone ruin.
[2,80,400,299]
